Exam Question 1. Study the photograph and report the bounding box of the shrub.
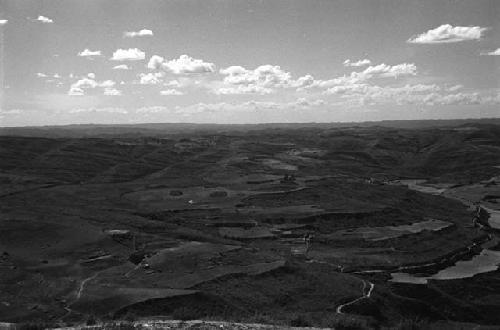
[172,306,201,320]
[86,314,98,325]
[391,317,430,330]
[320,314,372,330]
[289,314,311,327]
[19,322,54,330]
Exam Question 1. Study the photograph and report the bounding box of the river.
[389,178,500,284]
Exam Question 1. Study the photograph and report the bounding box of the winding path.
[336,279,374,314]
[76,273,98,299]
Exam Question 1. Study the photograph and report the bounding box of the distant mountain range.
[1,118,500,138]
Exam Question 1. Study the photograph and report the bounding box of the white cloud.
[214,85,274,95]
[160,89,184,96]
[176,98,325,115]
[68,87,84,96]
[290,75,315,89]
[103,88,122,96]
[213,61,415,95]
[99,80,116,88]
[481,48,500,56]
[300,62,417,94]
[124,29,153,38]
[70,107,128,114]
[136,106,168,114]
[220,65,291,86]
[447,84,463,92]
[361,63,417,78]
[0,20,8,25]
[408,24,487,44]
[165,80,181,88]
[139,72,164,85]
[343,59,371,67]
[36,15,53,24]
[68,76,117,96]
[422,92,482,106]
[113,64,130,70]
[215,64,292,94]
[147,55,164,70]
[37,73,47,78]
[321,81,489,107]
[111,48,145,61]
[0,109,22,115]
[78,49,102,58]
[148,54,215,74]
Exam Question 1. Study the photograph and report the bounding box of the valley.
[1,121,500,328]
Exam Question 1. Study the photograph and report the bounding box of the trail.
[305,258,374,314]
[76,272,98,299]
[336,279,374,314]
[59,271,100,321]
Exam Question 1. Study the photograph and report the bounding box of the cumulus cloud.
[343,59,371,67]
[148,54,215,74]
[99,80,116,88]
[0,20,8,25]
[0,109,22,115]
[68,76,117,96]
[68,87,84,96]
[215,65,293,94]
[221,65,291,86]
[36,73,47,78]
[111,48,145,61]
[176,98,325,115]
[78,49,102,58]
[299,62,417,94]
[361,63,417,78]
[165,80,181,88]
[160,89,184,96]
[113,64,130,70]
[70,107,128,114]
[290,75,315,89]
[103,88,122,96]
[214,85,274,95]
[147,55,164,70]
[213,61,416,95]
[124,29,153,38]
[136,106,168,114]
[481,48,500,56]
[408,24,487,44]
[422,92,482,106]
[36,15,53,23]
[321,80,489,107]
[139,72,164,85]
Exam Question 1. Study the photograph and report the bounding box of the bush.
[289,314,311,327]
[86,314,98,325]
[19,322,54,330]
[320,314,372,330]
[390,317,430,330]
[172,306,201,320]
[123,312,137,322]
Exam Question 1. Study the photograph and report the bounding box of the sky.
[0,0,499,126]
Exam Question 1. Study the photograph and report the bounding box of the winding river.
[389,179,500,284]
